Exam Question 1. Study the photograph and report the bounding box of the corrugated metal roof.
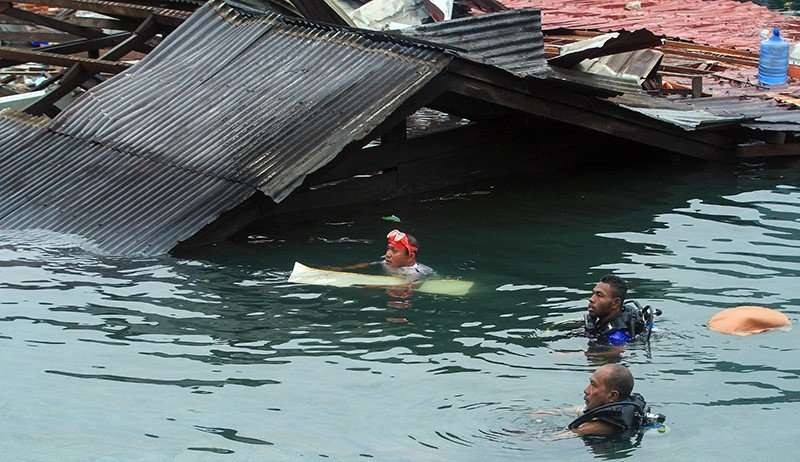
[548,66,648,95]
[0,1,450,256]
[497,0,800,52]
[0,114,256,255]
[613,94,800,131]
[574,49,662,86]
[548,29,661,68]
[398,8,548,78]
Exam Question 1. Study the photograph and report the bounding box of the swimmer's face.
[588,282,620,318]
[584,367,618,411]
[385,244,414,268]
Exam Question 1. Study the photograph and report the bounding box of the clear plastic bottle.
[759,27,790,86]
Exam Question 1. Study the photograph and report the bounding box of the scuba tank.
[622,300,662,342]
[644,411,668,433]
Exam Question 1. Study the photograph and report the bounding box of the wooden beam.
[343,73,452,151]
[36,32,131,55]
[0,45,129,73]
[0,32,131,69]
[30,71,63,90]
[1,15,136,30]
[308,122,514,185]
[0,31,77,41]
[737,141,800,158]
[443,60,735,160]
[24,63,86,116]
[14,0,190,25]
[100,14,156,60]
[1,3,106,38]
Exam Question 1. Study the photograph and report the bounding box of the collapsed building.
[1,0,800,256]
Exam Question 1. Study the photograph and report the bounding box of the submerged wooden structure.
[2,0,800,255]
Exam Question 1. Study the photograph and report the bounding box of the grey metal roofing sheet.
[548,29,662,68]
[0,1,450,256]
[0,114,255,255]
[612,94,800,131]
[548,66,647,95]
[397,8,547,78]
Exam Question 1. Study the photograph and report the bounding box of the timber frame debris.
[2,0,800,256]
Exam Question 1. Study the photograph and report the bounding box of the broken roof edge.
[214,0,447,53]
[396,8,549,78]
[548,28,663,68]
[213,1,551,79]
[0,108,49,127]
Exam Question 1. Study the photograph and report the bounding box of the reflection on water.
[1,159,799,460]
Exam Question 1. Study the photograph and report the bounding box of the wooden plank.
[1,15,141,30]
[309,122,514,185]
[288,262,474,296]
[24,63,86,115]
[14,0,190,25]
[443,60,734,160]
[0,45,129,73]
[1,3,106,38]
[36,32,131,54]
[737,142,800,158]
[99,13,155,60]
[0,31,77,41]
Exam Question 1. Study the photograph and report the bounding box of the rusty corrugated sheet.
[498,0,800,52]
[0,1,450,256]
[398,8,547,77]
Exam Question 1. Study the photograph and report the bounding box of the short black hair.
[407,234,419,254]
[600,274,627,302]
[603,364,634,400]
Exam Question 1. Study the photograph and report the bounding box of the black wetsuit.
[584,307,645,345]
[568,393,648,434]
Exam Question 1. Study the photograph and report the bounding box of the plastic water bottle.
[759,27,790,86]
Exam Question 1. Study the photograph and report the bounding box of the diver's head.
[583,364,634,411]
[588,275,627,319]
[385,230,418,268]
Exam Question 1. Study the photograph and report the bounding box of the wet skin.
[588,282,621,320]
[384,244,414,268]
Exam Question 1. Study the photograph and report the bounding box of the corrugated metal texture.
[545,30,800,103]
[398,9,547,78]
[0,1,450,255]
[0,114,254,255]
[575,49,662,85]
[549,29,661,68]
[497,0,800,52]
[51,2,448,202]
[548,66,649,95]
[613,94,800,131]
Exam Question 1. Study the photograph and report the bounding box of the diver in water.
[585,275,660,346]
[569,364,664,436]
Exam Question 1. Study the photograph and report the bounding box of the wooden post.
[691,76,703,98]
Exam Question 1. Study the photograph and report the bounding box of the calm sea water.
[1,157,798,461]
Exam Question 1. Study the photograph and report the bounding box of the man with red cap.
[380,229,434,281]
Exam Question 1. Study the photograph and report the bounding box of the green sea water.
[1,157,798,461]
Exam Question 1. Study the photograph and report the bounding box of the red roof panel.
[497,0,800,52]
